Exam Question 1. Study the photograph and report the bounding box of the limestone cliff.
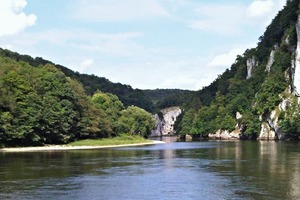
[292,16,300,96]
[150,107,182,137]
[246,56,258,79]
[209,14,299,140]
[265,49,276,73]
[177,0,300,140]
[258,14,300,140]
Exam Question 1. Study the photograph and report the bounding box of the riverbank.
[0,140,165,152]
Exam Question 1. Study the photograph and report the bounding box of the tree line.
[0,57,155,147]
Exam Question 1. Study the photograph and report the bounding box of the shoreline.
[0,140,165,152]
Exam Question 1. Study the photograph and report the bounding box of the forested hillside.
[177,0,300,140]
[143,89,194,109]
[0,57,155,146]
[0,48,158,112]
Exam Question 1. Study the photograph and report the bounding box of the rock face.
[208,129,240,140]
[258,109,279,140]
[208,112,242,140]
[266,50,275,73]
[258,95,291,140]
[150,107,182,137]
[150,114,164,137]
[246,56,258,79]
[293,16,300,96]
[258,16,300,140]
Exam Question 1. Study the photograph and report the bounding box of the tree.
[118,106,156,137]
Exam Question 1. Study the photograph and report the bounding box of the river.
[0,140,300,200]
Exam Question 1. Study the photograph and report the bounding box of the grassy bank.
[68,134,151,146]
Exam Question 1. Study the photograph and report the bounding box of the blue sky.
[0,0,286,90]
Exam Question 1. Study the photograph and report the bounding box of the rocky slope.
[178,0,300,140]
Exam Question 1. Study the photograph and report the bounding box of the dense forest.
[0,48,193,113]
[176,0,300,140]
[0,47,195,147]
[0,57,156,146]
[0,48,157,112]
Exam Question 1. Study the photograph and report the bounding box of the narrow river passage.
[0,140,300,200]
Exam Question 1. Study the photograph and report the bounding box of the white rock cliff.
[150,107,182,137]
[246,56,258,79]
[293,16,300,96]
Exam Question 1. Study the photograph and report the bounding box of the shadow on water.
[0,140,300,200]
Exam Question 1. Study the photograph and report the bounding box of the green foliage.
[118,106,156,137]
[0,48,157,112]
[0,56,156,146]
[178,110,196,135]
[0,59,86,145]
[241,112,261,138]
[257,0,299,49]
[0,48,196,113]
[91,91,124,135]
[176,0,299,138]
[144,89,194,110]
[279,97,300,138]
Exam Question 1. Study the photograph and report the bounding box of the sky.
[0,0,287,90]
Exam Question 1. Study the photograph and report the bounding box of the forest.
[176,0,300,140]
[0,56,156,146]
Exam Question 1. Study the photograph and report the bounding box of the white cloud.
[72,0,169,22]
[189,0,286,36]
[68,31,144,56]
[0,29,144,57]
[189,4,247,35]
[208,48,245,68]
[245,0,288,27]
[247,0,275,18]
[0,0,36,37]
[78,58,94,73]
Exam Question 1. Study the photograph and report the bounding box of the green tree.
[118,106,156,137]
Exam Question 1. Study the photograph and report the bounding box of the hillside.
[177,0,300,140]
[0,48,194,113]
[0,48,151,112]
[143,89,194,109]
[0,56,156,147]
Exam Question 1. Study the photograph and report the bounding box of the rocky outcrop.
[150,114,164,137]
[258,109,279,140]
[292,16,300,96]
[265,50,275,73]
[150,107,182,137]
[246,56,258,79]
[208,129,240,140]
[208,112,242,140]
[258,95,291,140]
[258,16,300,140]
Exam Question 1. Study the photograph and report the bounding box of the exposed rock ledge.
[208,130,240,140]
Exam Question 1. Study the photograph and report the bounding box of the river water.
[0,140,300,200]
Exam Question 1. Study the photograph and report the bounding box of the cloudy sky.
[0,0,287,90]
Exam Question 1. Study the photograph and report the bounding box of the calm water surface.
[0,140,300,200]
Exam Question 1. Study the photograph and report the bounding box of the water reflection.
[204,141,300,200]
[0,141,300,200]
